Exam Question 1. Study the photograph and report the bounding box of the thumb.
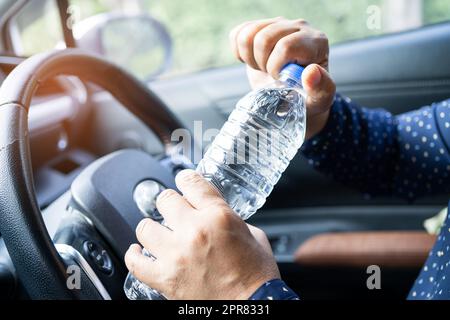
[301,64,336,116]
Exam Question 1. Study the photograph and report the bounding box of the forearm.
[301,94,399,197]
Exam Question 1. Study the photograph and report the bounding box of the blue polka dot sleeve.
[301,94,450,200]
[408,202,450,300]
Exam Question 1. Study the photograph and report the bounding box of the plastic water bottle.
[197,63,306,220]
[124,63,306,300]
[124,249,166,300]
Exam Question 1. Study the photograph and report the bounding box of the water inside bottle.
[197,83,306,220]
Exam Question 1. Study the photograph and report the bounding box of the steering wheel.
[0,49,185,299]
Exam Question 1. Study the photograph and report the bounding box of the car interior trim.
[55,243,111,300]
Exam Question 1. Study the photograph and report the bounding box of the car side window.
[9,0,450,77]
[10,0,64,56]
[69,0,450,77]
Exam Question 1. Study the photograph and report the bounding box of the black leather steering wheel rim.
[0,49,184,299]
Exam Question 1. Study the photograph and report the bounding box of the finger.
[266,30,327,79]
[124,244,165,291]
[253,20,304,72]
[175,169,225,210]
[246,65,275,90]
[301,64,336,114]
[155,189,194,228]
[236,17,283,70]
[229,21,253,62]
[135,218,174,257]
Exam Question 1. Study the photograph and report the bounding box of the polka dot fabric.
[301,94,450,300]
[409,203,450,300]
[249,279,299,300]
[301,95,450,199]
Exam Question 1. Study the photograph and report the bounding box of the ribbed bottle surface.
[124,66,306,300]
[197,82,306,220]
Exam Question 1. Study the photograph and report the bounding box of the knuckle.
[253,32,270,52]
[174,254,189,266]
[237,28,253,48]
[316,31,328,41]
[206,200,231,213]
[213,208,236,229]
[293,18,308,27]
[156,189,177,205]
[314,32,329,48]
[176,169,202,185]
[277,37,295,56]
[193,227,210,246]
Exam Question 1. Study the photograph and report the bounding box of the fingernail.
[304,65,322,88]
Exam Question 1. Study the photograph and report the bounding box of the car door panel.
[331,22,450,114]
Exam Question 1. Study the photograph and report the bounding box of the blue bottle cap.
[279,63,305,84]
